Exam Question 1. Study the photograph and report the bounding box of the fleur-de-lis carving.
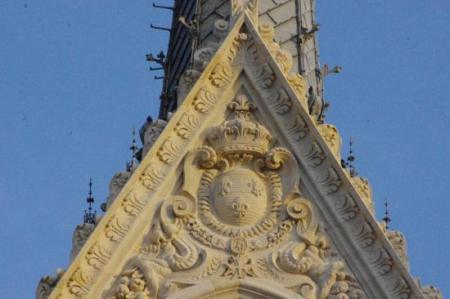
[231,198,249,218]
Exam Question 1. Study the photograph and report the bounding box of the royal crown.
[207,94,272,155]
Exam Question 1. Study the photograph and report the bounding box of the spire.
[342,136,358,177]
[383,199,392,230]
[126,128,139,172]
[83,178,96,224]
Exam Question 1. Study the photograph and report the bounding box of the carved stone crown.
[206,94,272,155]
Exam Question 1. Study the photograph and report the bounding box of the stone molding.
[47,13,426,299]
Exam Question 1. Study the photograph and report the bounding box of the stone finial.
[231,0,258,23]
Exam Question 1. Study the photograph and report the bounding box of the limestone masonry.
[37,1,442,298]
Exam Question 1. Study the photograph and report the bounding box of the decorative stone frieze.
[45,13,436,299]
[71,223,96,261]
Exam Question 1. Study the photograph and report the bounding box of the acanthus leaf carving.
[67,267,93,297]
[174,112,200,140]
[209,61,233,87]
[318,124,342,159]
[390,278,412,299]
[104,95,368,299]
[336,194,360,221]
[285,113,309,141]
[317,167,342,195]
[370,248,394,276]
[86,242,112,271]
[269,88,293,115]
[105,215,130,243]
[287,73,308,103]
[302,140,326,168]
[157,137,182,165]
[139,164,164,191]
[352,221,376,248]
[121,191,145,217]
[192,87,217,114]
[254,63,275,89]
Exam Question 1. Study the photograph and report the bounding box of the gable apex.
[47,13,427,299]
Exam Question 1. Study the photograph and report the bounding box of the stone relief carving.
[103,171,132,211]
[177,20,230,102]
[36,269,65,299]
[141,119,167,158]
[422,285,443,299]
[386,229,409,269]
[106,95,365,299]
[350,176,374,214]
[71,223,96,261]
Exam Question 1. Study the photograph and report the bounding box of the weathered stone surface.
[41,3,439,298]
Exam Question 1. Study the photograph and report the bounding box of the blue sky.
[0,1,448,298]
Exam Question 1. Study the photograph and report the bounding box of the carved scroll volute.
[285,195,318,244]
[265,147,300,199]
[182,146,217,199]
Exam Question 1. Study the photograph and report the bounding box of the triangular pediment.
[48,14,424,299]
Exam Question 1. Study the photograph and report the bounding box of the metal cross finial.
[84,177,96,224]
[383,199,392,230]
[126,128,139,172]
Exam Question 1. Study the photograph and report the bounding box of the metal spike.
[152,2,174,11]
[382,199,392,230]
[150,24,171,32]
[83,178,96,224]
[126,128,139,172]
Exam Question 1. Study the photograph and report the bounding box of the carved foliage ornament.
[107,95,365,299]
